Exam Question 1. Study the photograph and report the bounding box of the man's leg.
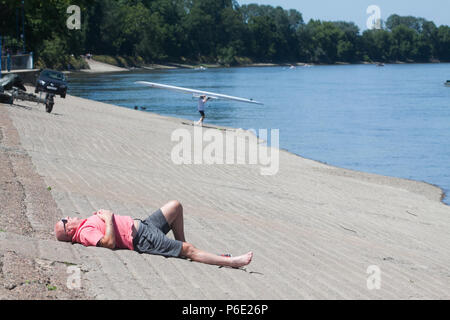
[160,200,253,268]
[181,242,253,268]
[196,111,205,126]
[160,200,186,242]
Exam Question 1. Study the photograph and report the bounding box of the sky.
[237,0,450,32]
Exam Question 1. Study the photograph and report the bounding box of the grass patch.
[46,284,57,291]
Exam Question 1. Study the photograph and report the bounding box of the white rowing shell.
[136,81,264,105]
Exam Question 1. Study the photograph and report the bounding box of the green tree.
[362,29,393,61]
[436,26,450,61]
[2,0,448,69]
[0,0,19,39]
[218,5,247,61]
[181,0,236,60]
[242,4,302,61]
[24,0,88,67]
[307,20,343,63]
[385,14,427,33]
[146,0,187,60]
[390,25,418,61]
[333,22,360,62]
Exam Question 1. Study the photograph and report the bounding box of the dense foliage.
[1,0,449,69]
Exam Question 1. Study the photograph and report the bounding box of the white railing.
[1,53,34,71]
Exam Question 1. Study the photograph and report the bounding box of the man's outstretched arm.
[96,210,116,249]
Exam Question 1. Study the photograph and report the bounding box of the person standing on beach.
[54,200,253,268]
[196,95,210,126]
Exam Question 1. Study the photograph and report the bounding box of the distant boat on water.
[445,80,450,87]
[376,62,385,67]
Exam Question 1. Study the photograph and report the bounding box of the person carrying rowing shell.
[196,95,210,126]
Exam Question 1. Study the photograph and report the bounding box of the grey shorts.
[133,209,183,258]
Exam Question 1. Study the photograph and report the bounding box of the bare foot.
[229,252,253,268]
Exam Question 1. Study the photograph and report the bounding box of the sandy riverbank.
[81,58,129,73]
[75,57,446,74]
[1,88,450,299]
[75,57,324,73]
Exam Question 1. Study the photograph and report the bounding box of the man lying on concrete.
[54,200,253,268]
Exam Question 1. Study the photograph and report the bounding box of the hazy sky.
[237,0,450,31]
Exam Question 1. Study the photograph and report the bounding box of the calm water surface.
[68,64,450,204]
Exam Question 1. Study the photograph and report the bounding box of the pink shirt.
[72,213,135,250]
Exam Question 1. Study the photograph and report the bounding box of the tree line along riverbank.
[1,0,449,71]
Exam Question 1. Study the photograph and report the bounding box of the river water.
[68,64,450,204]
